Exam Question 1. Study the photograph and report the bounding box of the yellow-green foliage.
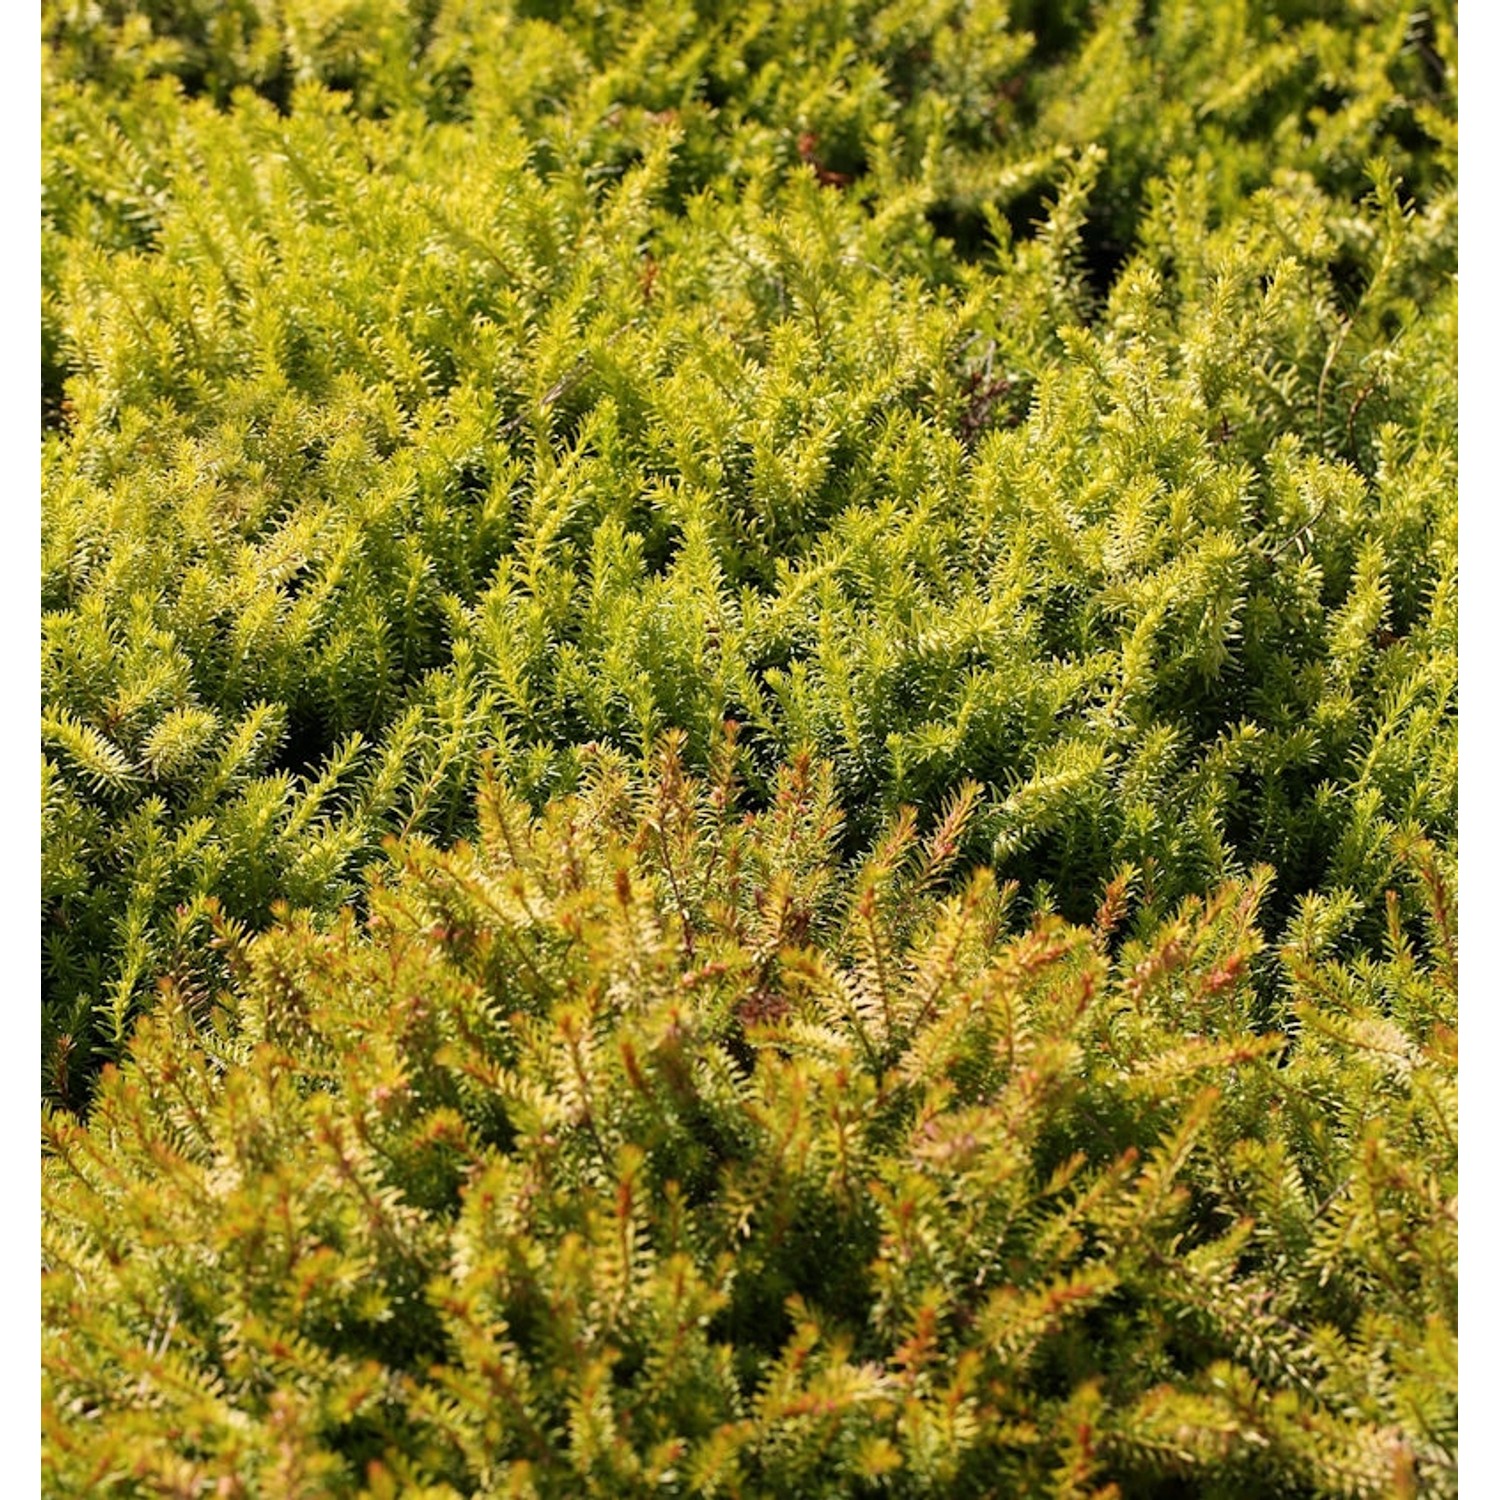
[44,746,1456,1496]
[41,3,1459,1492]
[42,0,1455,1094]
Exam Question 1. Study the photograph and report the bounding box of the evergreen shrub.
[42,0,1455,1094]
[44,747,1457,1497]
[41,0,1459,1491]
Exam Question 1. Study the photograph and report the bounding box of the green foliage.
[44,747,1456,1496]
[41,0,1456,1093]
[39,0,1460,1479]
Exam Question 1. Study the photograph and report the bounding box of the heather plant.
[41,0,1455,1094]
[41,3,1459,1489]
[43,746,1456,1497]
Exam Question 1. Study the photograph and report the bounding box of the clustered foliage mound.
[46,744,1457,1497]
[43,0,1455,1494]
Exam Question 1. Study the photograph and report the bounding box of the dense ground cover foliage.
[42,0,1456,1494]
[46,746,1457,1497]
